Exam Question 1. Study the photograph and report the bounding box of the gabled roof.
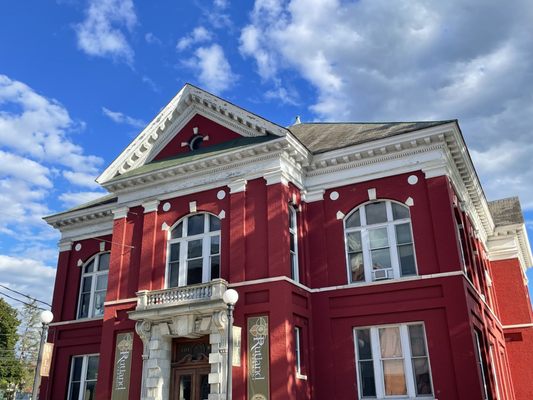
[289,121,455,154]
[488,197,524,226]
[96,84,289,184]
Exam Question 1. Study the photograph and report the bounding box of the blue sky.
[0,0,532,306]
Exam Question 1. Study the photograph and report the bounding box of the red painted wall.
[42,171,526,400]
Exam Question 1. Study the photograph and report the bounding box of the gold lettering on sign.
[112,332,133,400]
[40,343,54,377]
[247,316,269,400]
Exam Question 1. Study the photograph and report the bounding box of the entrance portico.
[129,279,231,400]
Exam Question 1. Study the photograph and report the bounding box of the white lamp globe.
[40,310,54,325]
[222,289,239,306]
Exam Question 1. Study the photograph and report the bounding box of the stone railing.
[135,279,228,310]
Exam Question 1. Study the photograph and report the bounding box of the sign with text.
[111,332,133,400]
[233,326,242,367]
[40,343,54,377]
[247,316,270,400]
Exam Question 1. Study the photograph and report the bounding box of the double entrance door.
[170,337,211,400]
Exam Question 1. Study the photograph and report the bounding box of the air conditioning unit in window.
[372,268,393,281]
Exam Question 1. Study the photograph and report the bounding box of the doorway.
[170,337,211,400]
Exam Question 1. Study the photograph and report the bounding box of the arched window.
[77,252,110,319]
[344,200,416,283]
[167,213,221,287]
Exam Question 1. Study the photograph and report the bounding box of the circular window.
[189,135,204,151]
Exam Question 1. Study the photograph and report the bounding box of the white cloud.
[59,191,106,208]
[75,0,137,64]
[241,0,533,208]
[62,170,99,188]
[102,107,145,128]
[176,26,213,51]
[187,44,236,94]
[0,151,52,188]
[145,32,161,45]
[0,255,56,306]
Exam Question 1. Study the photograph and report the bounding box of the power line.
[0,284,51,307]
[0,291,47,311]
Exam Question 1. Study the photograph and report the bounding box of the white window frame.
[344,201,418,284]
[67,354,99,400]
[76,252,110,319]
[474,330,490,400]
[353,323,434,399]
[166,213,221,287]
[289,205,300,282]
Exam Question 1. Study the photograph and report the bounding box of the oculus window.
[167,213,221,287]
[345,201,417,283]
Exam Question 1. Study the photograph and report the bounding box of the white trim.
[67,353,100,400]
[264,170,289,186]
[142,199,160,213]
[58,240,73,252]
[227,179,247,194]
[289,205,300,282]
[112,206,129,219]
[103,297,137,306]
[502,323,533,329]
[301,189,324,203]
[76,252,110,319]
[49,316,104,327]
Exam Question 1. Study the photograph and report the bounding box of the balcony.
[132,279,228,320]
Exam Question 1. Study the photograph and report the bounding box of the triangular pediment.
[96,84,288,184]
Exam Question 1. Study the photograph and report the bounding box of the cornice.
[44,202,114,230]
[97,84,288,184]
[488,224,533,271]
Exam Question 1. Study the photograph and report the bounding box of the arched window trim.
[166,212,221,288]
[343,199,418,284]
[77,251,110,319]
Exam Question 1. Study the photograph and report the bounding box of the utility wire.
[0,291,47,311]
[0,284,51,307]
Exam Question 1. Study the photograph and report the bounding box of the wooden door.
[171,367,210,400]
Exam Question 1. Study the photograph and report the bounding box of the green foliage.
[0,299,23,390]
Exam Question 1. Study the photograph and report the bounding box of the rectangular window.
[68,354,99,400]
[289,206,300,282]
[474,330,492,400]
[295,326,302,374]
[354,323,433,399]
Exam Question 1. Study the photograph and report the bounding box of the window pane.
[346,209,361,228]
[78,293,90,318]
[209,215,221,232]
[365,202,387,225]
[82,277,93,293]
[187,258,203,285]
[398,245,416,276]
[96,275,107,291]
[187,239,202,258]
[408,325,427,357]
[86,356,99,380]
[169,261,179,287]
[187,214,205,236]
[360,360,377,397]
[289,208,296,229]
[395,223,412,244]
[211,255,220,279]
[84,259,95,273]
[179,375,192,400]
[93,292,105,316]
[379,327,402,358]
[383,359,407,395]
[413,358,432,395]
[369,228,389,249]
[211,235,220,254]
[200,373,209,400]
[171,222,183,239]
[356,329,372,360]
[71,357,83,381]
[349,253,365,282]
[169,243,180,262]
[68,382,80,400]
[371,249,392,270]
[98,253,110,271]
[84,381,97,400]
[347,232,362,252]
[392,203,410,220]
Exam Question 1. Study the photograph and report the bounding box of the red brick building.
[42,84,533,400]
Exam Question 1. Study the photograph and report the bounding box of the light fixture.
[32,310,54,400]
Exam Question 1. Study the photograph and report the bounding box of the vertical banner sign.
[111,332,133,400]
[233,326,242,367]
[40,343,54,377]
[247,316,270,400]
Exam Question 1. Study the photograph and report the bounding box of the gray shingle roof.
[488,197,524,226]
[288,121,455,154]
